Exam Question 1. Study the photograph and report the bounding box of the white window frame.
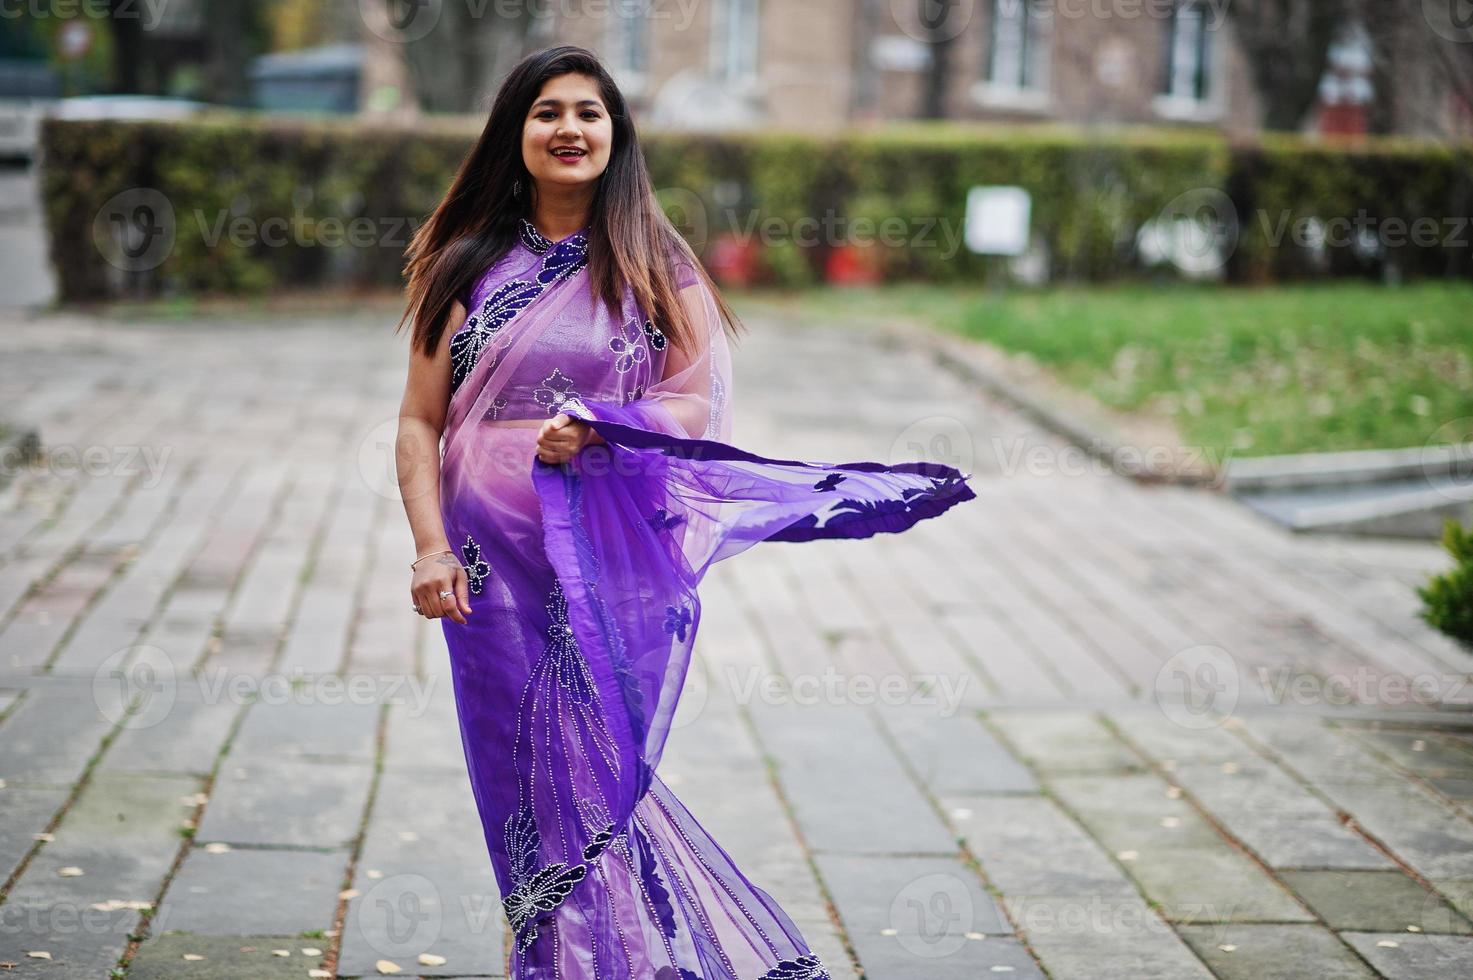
[971,0,1052,112]
[1154,0,1224,122]
[606,3,650,97]
[710,0,761,91]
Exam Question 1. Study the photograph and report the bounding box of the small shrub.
[1418,518,1473,646]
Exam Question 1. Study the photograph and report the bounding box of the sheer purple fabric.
[438,218,975,978]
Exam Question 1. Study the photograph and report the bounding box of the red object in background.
[1319,102,1367,137]
[825,242,883,285]
[707,234,760,287]
[1453,92,1473,139]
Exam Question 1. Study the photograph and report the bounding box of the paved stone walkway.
[0,303,1471,979]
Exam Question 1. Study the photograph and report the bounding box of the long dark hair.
[396,44,745,361]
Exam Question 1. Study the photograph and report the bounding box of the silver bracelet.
[410,549,455,571]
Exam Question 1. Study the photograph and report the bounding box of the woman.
[394,45,974,979]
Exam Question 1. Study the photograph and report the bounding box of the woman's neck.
[529,193,592,241]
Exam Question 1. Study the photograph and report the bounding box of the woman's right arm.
[397,300,472,624]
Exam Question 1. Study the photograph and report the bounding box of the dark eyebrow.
[532,99,603,110]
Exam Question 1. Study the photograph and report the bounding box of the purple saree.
[438,218,975,979]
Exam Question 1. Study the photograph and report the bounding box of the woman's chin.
[532,168,602,187]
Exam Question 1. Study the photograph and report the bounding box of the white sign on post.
[964,186,1032,256]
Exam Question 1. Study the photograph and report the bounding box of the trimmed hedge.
[1230,134,1473,283]
[40,113,472,300]
[37,113,1473,301]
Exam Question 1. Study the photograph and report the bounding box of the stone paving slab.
[1427,776,1473,805]
[1176,923,1377,980]
[1303,776,1473,881]
[874,701,1039,795]
[944,794,1142,899]
[1345,728,1473,778]
[1156,759,1394,871]
[4,773,197,901]
[941,796,1247,978]
[0,773,199,974]
[225,699,380,764]
[998,892,1216,980]
[1239,715,1413,787]
[152,846,346,937]
[194,759,373,848]
[126,933,330,980]
[813,852,1036,978]
[1278,870,1473,936]
[0,916,131,978]
[97,698,238,776]
[815,851,1007,928]
[378,685,464,774]
[1434,879,1473,924]
[1048,773,1315,923]
[986,709,1143,774]
[1341,931,1473,979]
[1106,712,1265,765]
[0,785,68,884]
[0,690,117,786]
[746,700,956,856]
[338,768,504,978]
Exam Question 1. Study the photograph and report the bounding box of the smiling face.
[521,72,613,196]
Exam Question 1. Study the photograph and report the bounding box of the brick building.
[539,0,1462,138]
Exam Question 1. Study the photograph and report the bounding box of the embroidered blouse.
[448,218,702,422]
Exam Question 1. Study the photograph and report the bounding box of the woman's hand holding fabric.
[536,413,603,465]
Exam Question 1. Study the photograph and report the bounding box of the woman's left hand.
[536,413,600,464]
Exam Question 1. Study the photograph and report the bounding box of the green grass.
[760,280,1473,458]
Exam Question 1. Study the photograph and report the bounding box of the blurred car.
[2,92,212,160]
[0,59,60,161]
[44,94,212,121]
[248,43,362,114]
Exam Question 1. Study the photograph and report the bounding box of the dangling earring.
[512,178,523,198]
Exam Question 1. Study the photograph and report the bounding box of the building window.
[987,0,1049,92]
[606,5,649,94]
[971,0,1051,111]
[712,0,760,84]
[1160,0,1212,104]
